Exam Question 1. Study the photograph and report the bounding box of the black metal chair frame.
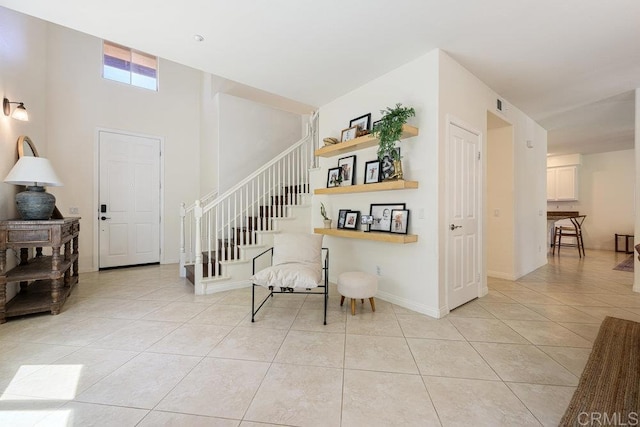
[251,247,329,325]
[552,215,586,257]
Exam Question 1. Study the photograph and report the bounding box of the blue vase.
[15,186,56,220]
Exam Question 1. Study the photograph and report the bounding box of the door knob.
[100,216,111,221]
[450,224,462,231]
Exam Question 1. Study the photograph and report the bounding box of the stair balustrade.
[180,113,318,294]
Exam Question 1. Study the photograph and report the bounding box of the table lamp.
[4,156,63,220]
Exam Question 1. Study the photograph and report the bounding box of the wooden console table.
[0,218,80,323]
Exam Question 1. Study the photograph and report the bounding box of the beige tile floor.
[0,249,635,426]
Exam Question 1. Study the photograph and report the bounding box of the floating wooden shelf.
[314,180,418,195]
[314,228,418,243]
[315,125,419,158]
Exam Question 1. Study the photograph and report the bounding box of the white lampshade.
[11,104,29,121]
[4,156,63,187]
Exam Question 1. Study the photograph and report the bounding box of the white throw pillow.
[272,233,323,266]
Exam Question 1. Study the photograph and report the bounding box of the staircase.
[183,184,310,285]
[180,115,317,295]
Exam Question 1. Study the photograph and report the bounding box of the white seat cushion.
[338,271,378,299]
[252,262,321,289]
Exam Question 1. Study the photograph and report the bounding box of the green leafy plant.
[372,103,416,161]
[320,202,330,220]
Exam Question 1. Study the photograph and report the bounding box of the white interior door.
[447,123,481,310]
[99,131,160,268]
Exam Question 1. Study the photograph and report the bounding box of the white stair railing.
[180,112,318,292]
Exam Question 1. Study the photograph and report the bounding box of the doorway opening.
[486,111,515,280]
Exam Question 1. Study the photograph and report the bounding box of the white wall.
[200,76,220,197]
[438,50,548,310]
[487,123,515,278]
[0,7,49,300]
[549,150,634,250]
[218,93,302,193]
[44,22,202,270]
[316,50,440,316]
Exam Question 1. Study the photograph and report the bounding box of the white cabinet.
[547,166,578,201]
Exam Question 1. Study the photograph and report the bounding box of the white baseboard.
[480,286,489,297]
[487,270,517,281]
[376,290,443,318]
[204,279,251,294]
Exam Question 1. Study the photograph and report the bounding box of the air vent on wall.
[496,98,503,111]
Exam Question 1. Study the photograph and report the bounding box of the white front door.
[446,123,481,310]
[99,131,161,268]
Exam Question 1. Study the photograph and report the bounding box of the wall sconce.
[3,97,29,121]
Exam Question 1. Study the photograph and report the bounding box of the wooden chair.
[552,215,586,257]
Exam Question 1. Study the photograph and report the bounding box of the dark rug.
[560,316,640,426]
[613,256,634,272]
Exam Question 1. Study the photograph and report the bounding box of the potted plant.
[372,103,415,180]
[320,202,332,228]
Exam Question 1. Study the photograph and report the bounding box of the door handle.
[101,216,111,221]
[450,224,462,231]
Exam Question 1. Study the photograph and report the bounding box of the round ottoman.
[337,271,378,315]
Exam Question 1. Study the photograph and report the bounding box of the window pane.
[104,65,131,84]
[103,41,158,91]
[131,73,157,90]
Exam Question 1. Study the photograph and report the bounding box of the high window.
[103,41,158,91]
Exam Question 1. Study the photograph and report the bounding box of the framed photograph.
[350,113,372,132]
[380,147,401,181]
[338,155,356,186]
[369,203,406,232]
[372,119,382,131]
[337,209,350,229]
[341,126,358,142]
[364,160,380,184]
[327,167,342,188]
[344,211,360,229]
[390,209,409,234]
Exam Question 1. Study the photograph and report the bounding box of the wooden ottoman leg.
[369,297,376,312]
[340,295,345,306]
[351,298,356,316]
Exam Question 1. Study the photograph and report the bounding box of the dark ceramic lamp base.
[15,186,56,220]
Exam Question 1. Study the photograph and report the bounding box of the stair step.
[282,184,308,194]
[246,217,273,231]
[185,260,222,284]
[260,205,287,218]
[271,194,299,206]
[233,227,256,245]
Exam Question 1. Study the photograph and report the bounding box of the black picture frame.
[390,209,409,234]
[350,113,372,132]
[338,155,356,186]
[344,211,360,229]
[337,209,350,229]
[372,119,382,131]
[341,126,358,142]
[380,147,401,181]
[369,203,406,232]
[327,167,341,188]
[364,160,381,184]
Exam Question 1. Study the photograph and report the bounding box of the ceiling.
[1,0,638,155]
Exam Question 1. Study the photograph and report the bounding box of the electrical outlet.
[376,266,381,276]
